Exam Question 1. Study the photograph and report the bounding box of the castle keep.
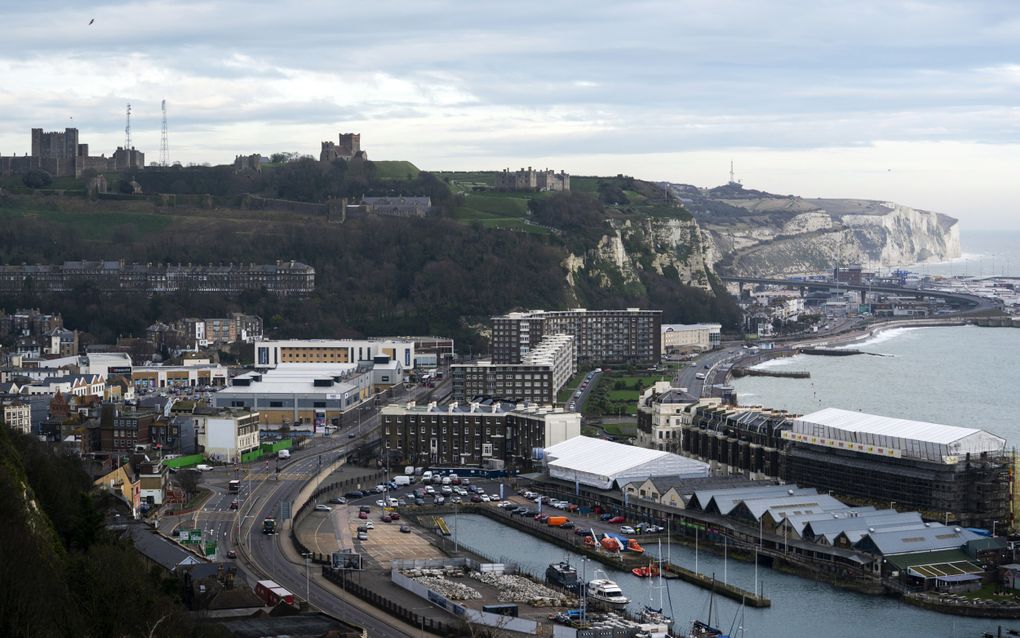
[320,132,366,163]
[0,127,144,178]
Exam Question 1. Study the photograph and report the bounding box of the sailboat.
[639,540,672,629]
[685,577,727,638]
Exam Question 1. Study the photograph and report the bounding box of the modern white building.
[544,436,711,490]
[195,409,261,463]
[660,323,721,354]
[254,338,415,369]
[212,363,373,428]
[131,364,230,389]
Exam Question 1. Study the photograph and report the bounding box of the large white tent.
[792,408,1006,463]
[544,436,710,490]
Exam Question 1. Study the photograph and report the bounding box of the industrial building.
[451,334,576,404]
[543,436,710,490]
[213,364,373,428]
[491,308,661,366]
[254,338,414,369]
[382,399,581,470]
[131,364,229,389]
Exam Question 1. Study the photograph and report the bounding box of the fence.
[391,566,540,635]
[163,454,204,469]
[321,567,456,635]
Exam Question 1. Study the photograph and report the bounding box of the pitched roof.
[855,525,981,556]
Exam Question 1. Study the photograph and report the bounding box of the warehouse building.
[213,364,372,429]
[382,399,581,470]
[544,436,710,490]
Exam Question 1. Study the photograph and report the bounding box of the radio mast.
[160,100,169,166]
[124,103,132,149]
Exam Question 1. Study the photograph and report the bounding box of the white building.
[213,363,373,428]
[660,323,721,354]
[2,400,32,434]
[544,436,710,490]
[195,409,261,463]
[254,338,415,369]
[635,381,719,451]
[131,364,230,389]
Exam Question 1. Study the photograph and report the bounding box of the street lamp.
[302,552,312,608]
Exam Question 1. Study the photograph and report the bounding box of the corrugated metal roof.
[855,525,981,556]
[545,436,709,488]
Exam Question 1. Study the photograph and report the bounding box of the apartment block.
[382,399,581,470]
[491,308,661,365]
[451,334,576,404]
[2,400,32,434]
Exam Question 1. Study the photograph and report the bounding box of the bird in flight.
[89,18,95,25]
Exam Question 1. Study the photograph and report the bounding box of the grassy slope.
[372,160,421,180]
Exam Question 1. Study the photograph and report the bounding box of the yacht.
[587,574,630,609]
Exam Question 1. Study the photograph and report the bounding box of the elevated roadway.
[720,275,999,314]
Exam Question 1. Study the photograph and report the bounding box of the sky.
[1,0,1019,229]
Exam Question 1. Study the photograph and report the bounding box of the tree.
[22,169,52,189]
[117,178,135,194]
[177,469,200,496]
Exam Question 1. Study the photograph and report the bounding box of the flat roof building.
[452,334,576,404]
[661,323,721,353]
[491,308,661,366]
[383,399,581,470]
[255,338,414,369]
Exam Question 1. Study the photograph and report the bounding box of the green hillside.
[371,160,421,180]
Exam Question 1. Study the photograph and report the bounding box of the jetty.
[731,367,809,379]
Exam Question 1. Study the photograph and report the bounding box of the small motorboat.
[627,538,645,553]
[587,574,630,609]
[600,534,623,552]
[631,563,659,578]
[584,535,597,547]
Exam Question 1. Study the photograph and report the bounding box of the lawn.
[451,205,549,235]
[461,192,530,217]
[372,160,421,180]
[0,201,177,241]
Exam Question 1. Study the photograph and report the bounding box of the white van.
[394,475,412,486]
[277,449,290,459]
[695,373,706,380]
[421,470,433,483]
[196,464,213,471]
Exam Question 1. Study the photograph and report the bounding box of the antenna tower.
[124,103,132,149]
[160,100,169,167]
[729,160,735,184]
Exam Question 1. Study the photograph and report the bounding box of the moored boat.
[546,561,581,592]
[587,572,630,609]
[631,564,659,578]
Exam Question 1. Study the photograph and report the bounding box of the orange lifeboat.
[627,539,645,553]
[600,536,622,552]
[584,535,597,547]
[631,564,658,578]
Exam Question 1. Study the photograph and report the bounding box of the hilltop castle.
[495,166,570,192]
[0,127,144,178]
[320,132,367,163]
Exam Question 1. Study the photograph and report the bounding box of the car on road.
[400,525,412,533]
[390,512,401,520]
[230,499,239,510]
[382,514,392,523]
[348,432,356,439]
[226,550,237,559]
[365,521,374,529]
[359,505,371,512]
[314,504,332,512]
[375,499,386,507]
[374,485,386,493]
[328,496,347,504]
[357,526,369,533]
[357,531,369,541]
[608,516,626,524]
[345,490,365,499]
[620,525,636,534]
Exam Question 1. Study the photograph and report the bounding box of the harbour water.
[447,513,1005,637]
[734,325,1020,446]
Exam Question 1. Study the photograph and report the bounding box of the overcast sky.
[2,1,1018,229]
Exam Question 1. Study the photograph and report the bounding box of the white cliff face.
[711,200,960,276]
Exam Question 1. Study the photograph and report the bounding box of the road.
[161,378,451,637]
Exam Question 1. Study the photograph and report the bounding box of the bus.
[228,479,241,494]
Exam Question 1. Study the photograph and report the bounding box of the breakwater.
[731,367,810,379]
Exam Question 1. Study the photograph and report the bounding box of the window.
[269,401,283,408]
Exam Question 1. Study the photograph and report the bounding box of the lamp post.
[302,552,311,608]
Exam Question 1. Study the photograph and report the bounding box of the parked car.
[561,521,576,529]
[471,495,482,503]
[600,513,614,521]
[575,528,593,536]
[365,521,374,529]
[390,512,401,520]
[620,525,636,534]
[230,499,239,510]
[608,516,625,524]
[382,515,392,523]
[328,496,346,504]
[400,525,412,533]
[375,499,386,507]
[357,531,369,541]
[359,505,371,513]
[415,498,426,506]
[345,490,364,499]
[314,504,331,512]
[535,514,550,522]
[357,525,369,533]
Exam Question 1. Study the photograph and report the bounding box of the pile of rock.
[470,572,577,607]
[404,569,481,601]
